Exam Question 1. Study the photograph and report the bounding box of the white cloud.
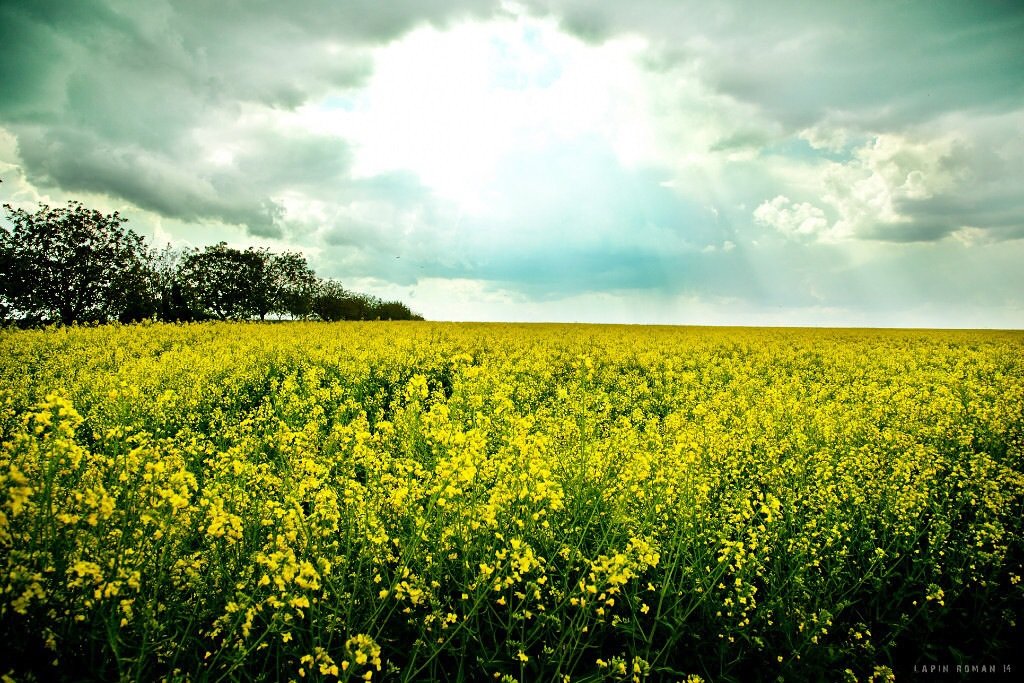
[753,195,829,239]
[753,130,973,243]
[821,133,961,240]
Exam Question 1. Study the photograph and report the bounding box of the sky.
[1,0,1023,327]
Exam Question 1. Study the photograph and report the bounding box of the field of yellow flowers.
[1,321,1022,682]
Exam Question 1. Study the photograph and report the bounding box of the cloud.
[753,196,829,240]
[750,111,1024,244]
[10,112,359,237]
[820,133,961,241]
[526,1,1024,129]
[320,16,665,210]
[0,0,498,236]
[2,0,1024,327]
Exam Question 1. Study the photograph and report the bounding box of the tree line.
[0,195,422,327]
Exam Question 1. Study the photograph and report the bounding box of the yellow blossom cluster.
[1,321,1022,681]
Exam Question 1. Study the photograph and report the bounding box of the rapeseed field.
[1,322,1022,681]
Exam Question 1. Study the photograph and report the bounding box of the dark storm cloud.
[526,0,1024,128]
[12,121,355,237]
[883,196,1024,243]
[0,0,498,234]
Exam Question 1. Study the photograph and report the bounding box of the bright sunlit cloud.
[299,14,655,216]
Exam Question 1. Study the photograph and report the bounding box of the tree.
[177,242,267,321]
[151,244,200,322]
[0,200,155,326]
[310,281,423,322]
[372,299,421,321]
[270,251,318,320]
[0,180,424,325]
[312,279,373,321]
[176,244,319,321]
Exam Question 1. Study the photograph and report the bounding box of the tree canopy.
[0,194,422,326]
[0,200,153,325]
